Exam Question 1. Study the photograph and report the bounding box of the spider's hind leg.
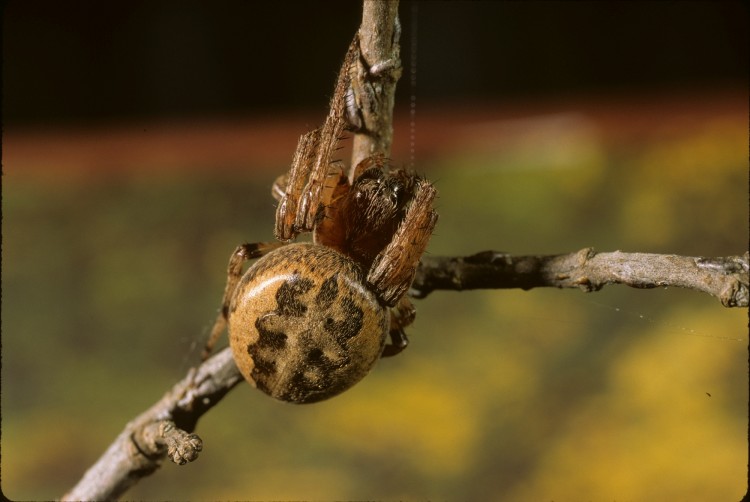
[381,297,417,358]
[201,241,284,360]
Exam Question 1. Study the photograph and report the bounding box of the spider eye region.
[386,179,404,206]
[228,243,389,403]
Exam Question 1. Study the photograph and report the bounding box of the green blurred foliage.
[2,110,747,500]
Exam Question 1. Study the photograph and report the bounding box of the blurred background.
[3,1,748,500]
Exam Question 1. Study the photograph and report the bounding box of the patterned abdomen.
[228,243,389,403]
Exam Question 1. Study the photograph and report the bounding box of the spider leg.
[367,178,438,307]
[202,241,284,360]
[275,36,360,240]
[381,297,417,357]
[275,128,321,240]
[381,328,407,357]
[295,36,360,232]
[271,173,289,202]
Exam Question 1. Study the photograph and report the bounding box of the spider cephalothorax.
[206,35,437,403]
[327,164,423,266]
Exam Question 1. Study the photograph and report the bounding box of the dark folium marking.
[248,274,312,389]
[307,347,325,363]
[330,296,364,347]
[249,315,287,390]
[276,274,314,316]
[314,274,339,310]
[254,315,287,349]
[284,350,351,403]
[314,274,364,345]
[281,273,355,402]
[250,353,276,378]
[249,268,370,403]
[282,313,364,404]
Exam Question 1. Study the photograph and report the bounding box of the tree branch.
[350,0,402,175]
[63,244,748,499]
[412,249,750,308]
[62,349,242,501]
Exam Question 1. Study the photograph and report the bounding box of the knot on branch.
[162,421,203,465]
[720,281,748,308]
[695,252,749,307]
[133,420,203,466]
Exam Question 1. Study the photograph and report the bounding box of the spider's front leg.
[368,178,439,307]
[275,129,321,241]
[202,241,284,360]
[296,38,360,232]
[275,37,360,241]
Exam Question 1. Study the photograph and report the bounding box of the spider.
[204,35,438,404]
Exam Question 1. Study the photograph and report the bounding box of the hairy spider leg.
[367,178,438,307]
[296,36,361,232]
[202,241,285,360]
[275,128,321,241]
[271,173,288,202]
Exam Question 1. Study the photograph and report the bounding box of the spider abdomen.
[228,243,390,403]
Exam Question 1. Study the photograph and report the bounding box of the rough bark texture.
[350,0,402,177]
[62,349,242,501]
[412,249,750,308]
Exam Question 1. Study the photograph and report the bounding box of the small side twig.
[412,249,750,308]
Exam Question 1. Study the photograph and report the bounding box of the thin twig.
[412,249,750,308]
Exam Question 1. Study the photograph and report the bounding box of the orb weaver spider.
[205,35,438,403]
